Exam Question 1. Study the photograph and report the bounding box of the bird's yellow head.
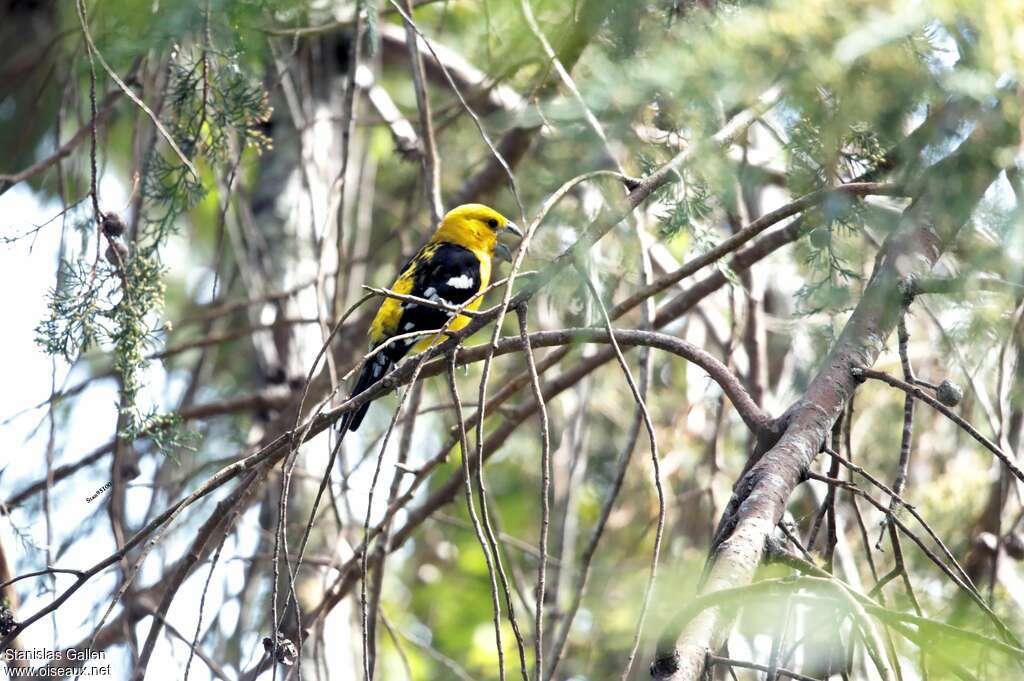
[432,203,523,260]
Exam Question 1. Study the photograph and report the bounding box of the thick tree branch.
[651,106,1019,680]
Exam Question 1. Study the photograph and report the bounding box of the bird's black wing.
[345,242,482,431]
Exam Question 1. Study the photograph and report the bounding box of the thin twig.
[576,269,665,681]
[854,367,1024,485]
[517,305,550,681]
[360,353,432,681]
[0,567,85,591]
[0,91,121,196]
[807,472,1017,647]
[75,0,198,179]
[447,356,510,681]
[385,0,526,218]
[384,608,480,681]
[400,0,443,223]
[823,447,978,594]
[708,655,823,681]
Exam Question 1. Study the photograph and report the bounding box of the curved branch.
[250,193,819,668]
[445,328,770,435]
[451,0,618,204]
[24,84,788,661]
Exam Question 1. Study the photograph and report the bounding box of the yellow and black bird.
[344,203,523,431]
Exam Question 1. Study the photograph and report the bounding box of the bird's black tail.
[343,353,392,432]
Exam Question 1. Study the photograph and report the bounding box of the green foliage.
[109,252,167,431]
[649,162,745,286]
[33,17,272,451]
[653,174,713,243]
[141,44,271,248]
[35,256,106,360]
[794,195,869,315]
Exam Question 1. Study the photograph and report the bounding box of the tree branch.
[854,367,1024,485]
[0,89,122,196]
[651,104,1019,680]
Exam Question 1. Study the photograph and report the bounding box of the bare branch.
[854,367,1024,486]
[399,0,444,223]
[0,90,122,196]
[75,0,198,180]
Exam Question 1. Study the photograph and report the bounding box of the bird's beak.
[495,221,523,263]
[494,242,514,263]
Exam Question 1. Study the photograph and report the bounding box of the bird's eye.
[487,218,499,229]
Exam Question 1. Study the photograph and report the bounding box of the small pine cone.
[936,379,963,407]
[104,239,130,266]
[101,212,126,238]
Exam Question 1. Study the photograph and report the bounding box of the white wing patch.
[446,274,474,290]
[421,285,452,306]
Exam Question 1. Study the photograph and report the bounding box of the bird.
[342,203,523,432]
